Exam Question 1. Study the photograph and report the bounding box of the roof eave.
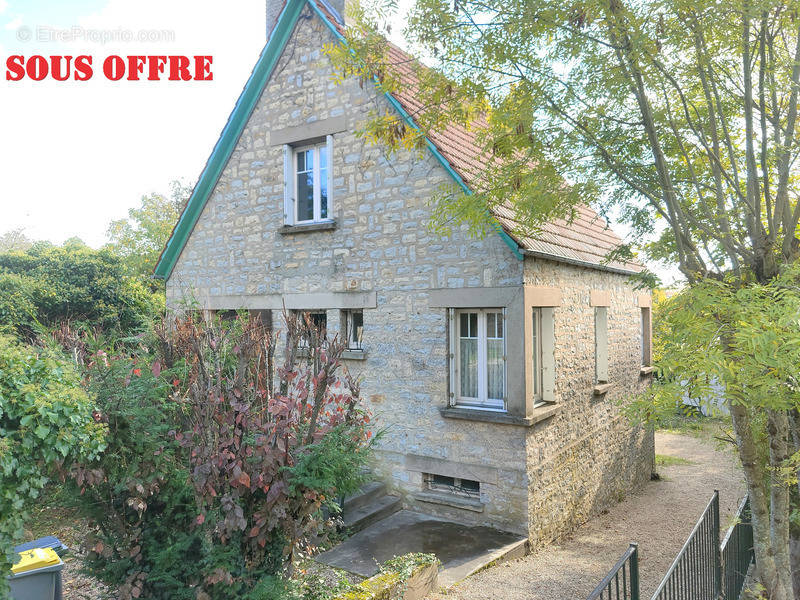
[307,0,525,261]
[155,0,525,280]
[153,0,307,279]
[520,249,643,276]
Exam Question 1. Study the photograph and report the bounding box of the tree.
[331,0,800,596]
[105,180,191,278]
[67,312,373,599]
[0,228,33,253]
[0,335,106,597]
[0,239,160,336]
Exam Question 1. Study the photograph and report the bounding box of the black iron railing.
[650,490,722,600]
[720,495,754,600]
[586,543,641,600]
[587,492,756,600]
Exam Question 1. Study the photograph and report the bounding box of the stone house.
[155,0,655,546]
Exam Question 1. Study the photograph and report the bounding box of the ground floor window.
[342,309,363,350]
[531,307,542,403]
[450,308,506,410]
[641,306,652,367]
[595,306,608,383]
[249,309,272,331]
[294,310,327,346]
[425,473,480,498]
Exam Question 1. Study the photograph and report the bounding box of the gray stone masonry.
[166,5,654,543]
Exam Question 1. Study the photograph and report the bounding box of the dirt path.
[429,428,746,600]
[25,503,112,600]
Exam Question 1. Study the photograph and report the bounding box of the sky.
[0,0,677,283]
[0,0,285,246]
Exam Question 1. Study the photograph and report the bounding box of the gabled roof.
[154,0,641,279]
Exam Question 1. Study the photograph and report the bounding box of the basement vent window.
[425,473,480,498]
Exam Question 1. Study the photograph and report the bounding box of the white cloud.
[3,15,21,30]
[0,1,8,16]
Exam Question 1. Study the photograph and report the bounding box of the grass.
[657,412,729,441]
[655,454,694,467]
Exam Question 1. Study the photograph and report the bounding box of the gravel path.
[429,428,746,600]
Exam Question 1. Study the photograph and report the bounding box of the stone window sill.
[593,382,614,396]
[439,404,561,427]
[412,491,485,513]
[278,220,336,234]
[640,366,655,376]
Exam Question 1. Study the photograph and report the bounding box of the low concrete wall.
[335,555,439,600]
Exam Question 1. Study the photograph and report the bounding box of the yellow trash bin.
[8,548,63,600]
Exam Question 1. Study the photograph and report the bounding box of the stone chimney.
[266,1,283,39]
[267,0,347,39]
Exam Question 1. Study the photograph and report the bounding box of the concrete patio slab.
[315,510,527,588]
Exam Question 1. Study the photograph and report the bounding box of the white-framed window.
[342,309,363,350]
[449,308,506,410]
[284,136,333,225]
[531,307,542,403]
[595,306,609,383]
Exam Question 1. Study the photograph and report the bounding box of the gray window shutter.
[541,307,556,402]
[448,309,457,406]
[283,144,294,225]
[326,134,334,215]
[595,307,609,383]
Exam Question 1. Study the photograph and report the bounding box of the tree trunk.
[730,401,795,599]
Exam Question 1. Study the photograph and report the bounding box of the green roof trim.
[155,0,522,279]
[154,0,306,278]
[306,1,523,261]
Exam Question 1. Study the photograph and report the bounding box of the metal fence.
[587,491,755,600]
[720,496,754,600]
[650,491,722,600]
[586,543,641,600]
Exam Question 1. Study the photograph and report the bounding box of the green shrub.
[0,273,39,334]
[0,334,106,595]
[0,239,162,337]
[66,313,374,599]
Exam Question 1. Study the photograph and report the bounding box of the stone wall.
[523,257,655,548]
[165,4,654,541]
[166,6,530,534]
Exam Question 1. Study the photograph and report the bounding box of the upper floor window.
[295,144,328,223]
[449,309,505,410]
[284,136,333,226]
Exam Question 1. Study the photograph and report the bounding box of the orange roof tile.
[313,0,642,273]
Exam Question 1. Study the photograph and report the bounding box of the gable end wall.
[165,4,653,541]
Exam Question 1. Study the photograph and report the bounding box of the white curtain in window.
[486,311,504,401]
[459,312,478,398]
